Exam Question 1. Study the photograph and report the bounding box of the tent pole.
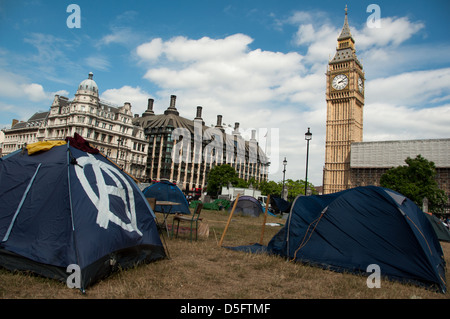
[259,194,270,245]
[218,193,240,247]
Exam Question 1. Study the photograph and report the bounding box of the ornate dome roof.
[78,72,98,94]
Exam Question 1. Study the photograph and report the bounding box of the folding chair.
[171,202,203,241]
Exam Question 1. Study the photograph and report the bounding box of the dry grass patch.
[0,209,449,299]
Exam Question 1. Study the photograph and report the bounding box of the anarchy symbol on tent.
[74,153,143,236]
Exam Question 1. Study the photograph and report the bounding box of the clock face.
[358,77,364,93]
[332,74,348,90]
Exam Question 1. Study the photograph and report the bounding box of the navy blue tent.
[143,181,190,215]
[0,141,166,291]
[267,186,446,292]
[270,196,291,214]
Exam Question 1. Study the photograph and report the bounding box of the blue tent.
[143,181,190,215]
[267,186,446,292]
[0,141,166,291]
[229,195,263,217]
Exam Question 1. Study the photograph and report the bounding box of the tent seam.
[2,163,42,242]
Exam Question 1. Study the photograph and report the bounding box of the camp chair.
[171,202,203,241]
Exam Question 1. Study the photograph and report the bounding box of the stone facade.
[2,73,148,180]
[350,139,450,212]
[134,95,269,193]
[323,7,365,194]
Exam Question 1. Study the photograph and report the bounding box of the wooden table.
[155,201,180,237]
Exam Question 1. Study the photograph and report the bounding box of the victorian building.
[2,73,148,180]
[133,95,270,193]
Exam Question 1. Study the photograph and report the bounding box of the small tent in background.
[142,180,190,215]
[0,136,166,291]
[228,195,263,217]
[267,186,446,293]
[425,213,450,242]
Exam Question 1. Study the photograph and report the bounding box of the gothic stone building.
[322,8,449,210]
[323,7,365,194]
[350,139,450,212]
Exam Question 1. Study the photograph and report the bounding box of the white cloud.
[364,103,450,141]
[0,69,61,102]
[136,38,163,61]
[366,68,450,107]
[354,17,425,49]
[85,56,111,71]
[101,86,153,115]
[22,83,47,101]
[98,27,140,47]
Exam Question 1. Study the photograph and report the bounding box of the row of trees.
[206,164,317,201]
[206,155,447,214]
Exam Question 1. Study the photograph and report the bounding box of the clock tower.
[323,6,365,194]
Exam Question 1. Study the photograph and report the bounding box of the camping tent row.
[0,136,166,291]
[232,186,447,293]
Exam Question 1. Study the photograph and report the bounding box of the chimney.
[164,95,179,115]
[194,106,204,125]
[216,115,223,127]
[142,98,155,117]
[170,95,176,108]
[195,106,202,119]
[215,115,225,133]
[233,122,241,136]
[251,129,257,141]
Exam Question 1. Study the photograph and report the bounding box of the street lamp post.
[304,127,312,195]
[282,157,287,200]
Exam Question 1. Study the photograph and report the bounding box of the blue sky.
[1,0,450,185]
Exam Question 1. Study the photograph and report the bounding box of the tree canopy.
[206,164,238,196]
[206,164,317,200]
[380,155,447,214]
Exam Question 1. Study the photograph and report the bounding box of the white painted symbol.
[74,154,142,236]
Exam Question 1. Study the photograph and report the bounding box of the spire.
[338,5,353,41]
[329,5,361,68]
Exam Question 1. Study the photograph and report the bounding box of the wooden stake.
[218,193,240,247]
[259,194,270,245]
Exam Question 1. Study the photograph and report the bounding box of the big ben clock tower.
[323,6,365,194]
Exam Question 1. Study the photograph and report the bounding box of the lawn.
[0,208,449,300]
